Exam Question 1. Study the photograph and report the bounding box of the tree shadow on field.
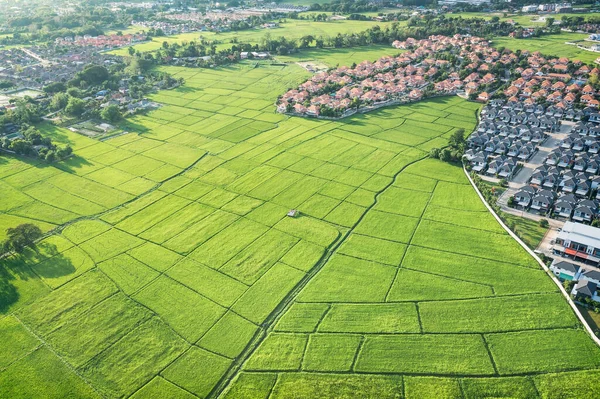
[2,241,75,281]
[32,252,76,279]
[0,266,19,314]
[172,85,195,93]
[0,241,77,313]
[54,154,93,174]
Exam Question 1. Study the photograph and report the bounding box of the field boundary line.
[12,314,104,398]
[0,152,209,261]
[208,154,429,398]
[463,166,600,347]
[225,365,600,378]
[350,335,366,372]
[384,179,438,302]
[480,334,499,375]
[415,303,423,334]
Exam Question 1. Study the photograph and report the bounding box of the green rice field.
[1,49,600,398]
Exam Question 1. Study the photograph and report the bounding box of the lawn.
[1,43,600,399]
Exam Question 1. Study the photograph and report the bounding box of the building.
[550,260,581,280]
[553,221,600,264]
[571,279,600,301]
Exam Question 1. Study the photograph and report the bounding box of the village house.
[554,221,600,265]
[550,260,582,281]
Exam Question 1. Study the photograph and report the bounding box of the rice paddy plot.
[3,57,600,399]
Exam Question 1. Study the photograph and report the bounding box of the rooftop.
[557,221,600,249]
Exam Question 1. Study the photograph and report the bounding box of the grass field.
[2,44,600,398]
[109,19,391,56]
[492,32,598,64]
[276,45,402,67]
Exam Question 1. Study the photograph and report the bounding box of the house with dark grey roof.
[531,189,554,213]
[582,269,600,285]
[573,138,586,152]
[498,159,517,178]
[560,136,574,150]
[571,279,600,301]
[575,180,591,197]
[543,172,560,189]
[531,129,545,144]
[586,159,599,174]
[545,150,561,166]
[518,144,535,160]
[591,176,600,190]
[487,156,505,175]
[550,260,581,281]
[573,156,587,171]
[470,152,487,172]
[495,140,511,155]
[530,167,546,185]
[560,177,577,193]
[554,194,578,218]
[589,142,600,155]
[514,186,536,207]
[573,200,597,223]
[558,152,574,168]
[507,142,521,158]
[590,113,600,123]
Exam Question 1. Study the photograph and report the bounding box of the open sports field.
[2,54,600,398]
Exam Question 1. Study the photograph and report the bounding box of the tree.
[65,97,86,117]
[66,87,82,98]
[429,148,441,159]
[539,219,549,228]
[43,81,66,94]
[56,145,73,159]
[438,148,452,162]
[101,105,122,123]
[50,92,69,111]
[2,224,43,254]
[546,17,555,28]
[76,65,109,85]
[8,139,34,155]
[0,80,14,89]
[128,46,135,56]
[448,128,466,152]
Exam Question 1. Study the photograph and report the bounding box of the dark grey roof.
[575,279,597,297]
[583,269,600,281]
[554,261,580,274]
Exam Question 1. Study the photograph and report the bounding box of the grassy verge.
[577,304,600,335]
[500,212,548,250]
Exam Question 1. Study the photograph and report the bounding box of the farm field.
[275,45,401,67]
[1,52,600,398]
[109,19,391,56]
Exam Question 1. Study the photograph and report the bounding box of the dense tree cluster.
[2,224,43,254]
[430,129,466,164]
[0,125,73,162]
[308,0,383,13]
